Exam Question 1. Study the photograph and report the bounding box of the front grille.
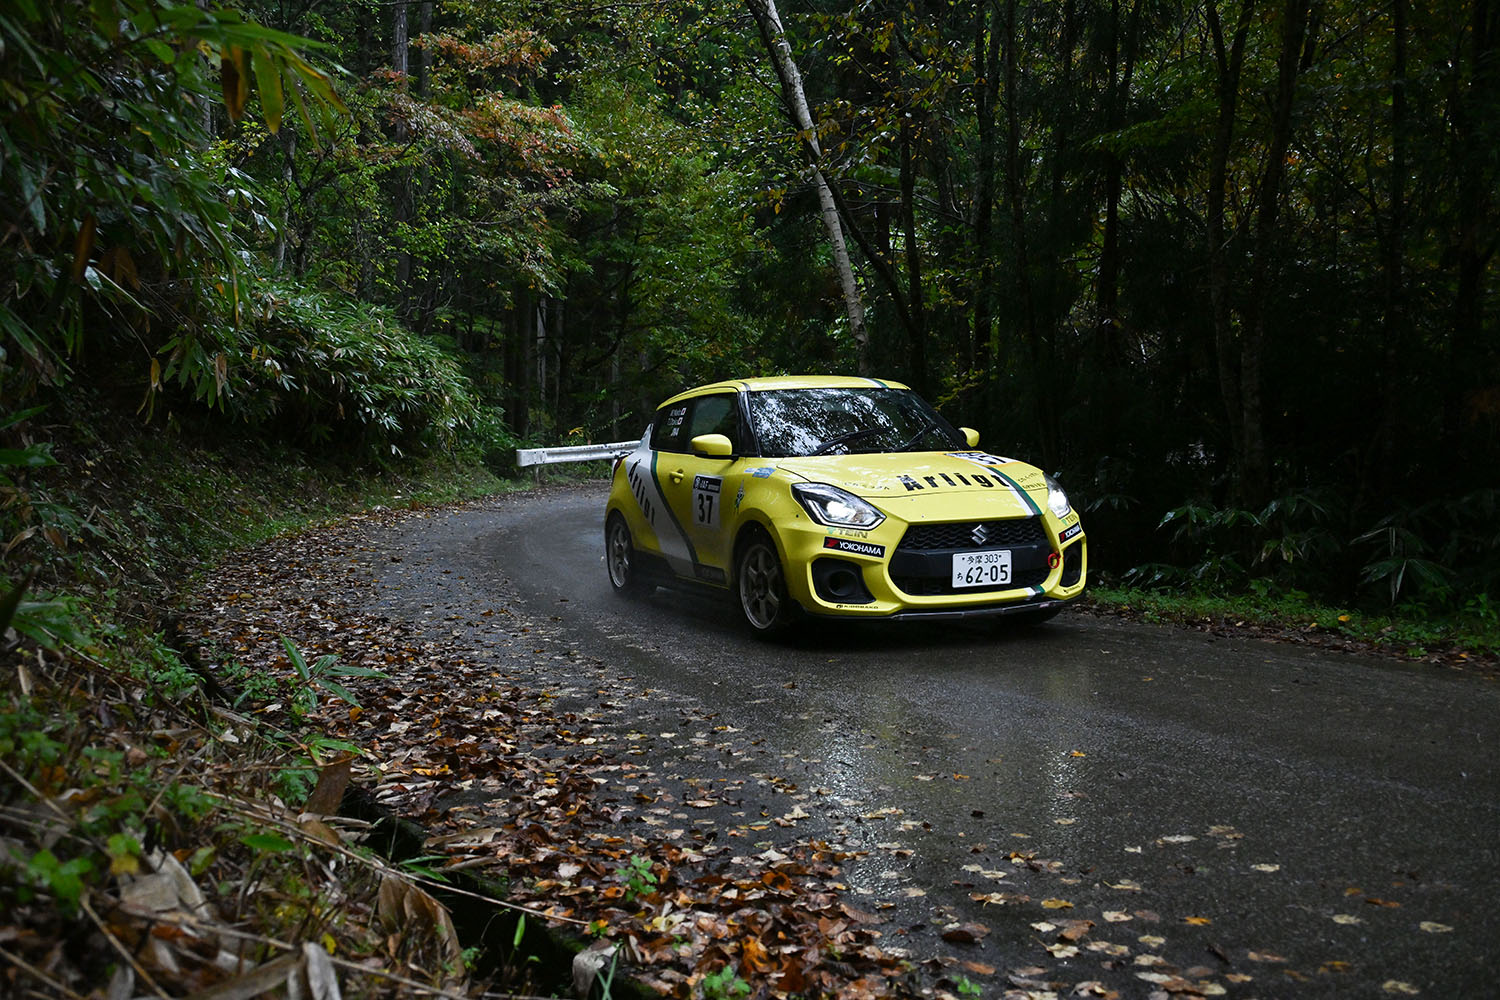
[892,566,1051,596]
[898,517,1046,552]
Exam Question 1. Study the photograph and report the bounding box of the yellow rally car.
[603,376,1087,632]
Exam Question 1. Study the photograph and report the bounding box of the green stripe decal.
[651,451,700,566]
[985,466,1044,516]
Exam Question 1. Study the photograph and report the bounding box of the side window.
[650,403,691,452]
[652,395,739,454]
[687,395,738,450]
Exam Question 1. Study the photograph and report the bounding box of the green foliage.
[954,976,984,997]
[278,634,387,716]
[234,279,482,454]
[699,965,751,1000]
[1092,584,1500,660]
[0,0,342,397]
[1128,487,1499,615]
[621,853,658,901]
[15,850,95,916]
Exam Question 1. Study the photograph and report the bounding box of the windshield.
[745,387,964,457]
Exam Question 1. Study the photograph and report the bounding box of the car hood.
[774,451,1049,514]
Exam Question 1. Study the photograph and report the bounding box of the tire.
[734,528,796,634]
[605,513,653,597]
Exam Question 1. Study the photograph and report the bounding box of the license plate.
[951,549,1012,588]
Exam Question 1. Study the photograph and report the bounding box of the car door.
[654,393,740,585]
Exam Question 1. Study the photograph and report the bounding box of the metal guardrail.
[515,440,639,469]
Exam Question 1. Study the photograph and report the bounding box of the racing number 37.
[692,476,722,527]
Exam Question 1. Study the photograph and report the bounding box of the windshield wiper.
[811,426,881,456]
[895,418,940,452]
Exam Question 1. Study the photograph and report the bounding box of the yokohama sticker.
[1060,523,1084,543]
[824,537,886,558]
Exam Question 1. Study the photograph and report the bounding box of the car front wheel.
[605,513,653,597]
[734,528,796,633]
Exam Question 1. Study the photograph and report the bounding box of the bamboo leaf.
[252,45,284,133]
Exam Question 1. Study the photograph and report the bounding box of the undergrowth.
[0,399,536,997]
[1087,584,1500,665]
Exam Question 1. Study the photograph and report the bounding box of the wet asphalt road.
[367,485,1499,997]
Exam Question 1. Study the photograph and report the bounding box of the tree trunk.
[972,0,1000,377]
[1097,0,1141,359]
[745,0,871,375]
[391,0,412,308]
[272,130,296,272]
[1204,0,1254,491]
[1372,0,1408,483]
[418,1,432,98]
[1447,0,1498,444]
[899,118,929,394]
[1002,0,1057,467]
[1238,0,1311,505]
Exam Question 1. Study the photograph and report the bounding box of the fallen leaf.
[1046,942,1080,958]
[1042,898,1074,910]
[1058,919,1095,942]
[1102,911,1132,923]
[1332,913,1362,925]
[1251,863,1281,873]
[941,922,991,944]
[1419,922,1453,934]
[1382,982,1421,995]
[1247,951,1287,963]
[1183,916,1212,926]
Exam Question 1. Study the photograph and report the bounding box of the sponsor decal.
[748,466,775,478]
[1060,523,1084,543]
[831,527,870,538]
[948,451,1015,467]
[734,483,745,511]
[626,457,657,526]
[900,471,1008,491]
[823,536,887,558]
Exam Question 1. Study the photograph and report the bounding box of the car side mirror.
[691,433,734,458]
[960,427,980,448]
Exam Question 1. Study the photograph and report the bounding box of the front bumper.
[774,511,1088,619]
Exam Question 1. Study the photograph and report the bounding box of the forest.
[2,0,1497,613]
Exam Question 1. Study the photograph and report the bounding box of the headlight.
[1044,474,1072,518]
[793,483,886,529]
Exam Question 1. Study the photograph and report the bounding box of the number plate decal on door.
[692,476,722,527]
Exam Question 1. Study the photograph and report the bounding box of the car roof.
[657,375,912,408]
